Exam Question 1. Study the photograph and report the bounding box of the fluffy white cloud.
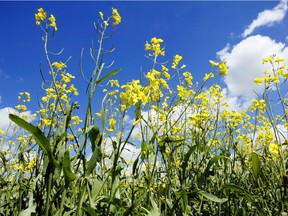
[242,0,288,38]
[217,35,288,110]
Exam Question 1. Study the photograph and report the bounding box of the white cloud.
[217,35,288,110]
[0,107,36,136]
[241,0,288,38]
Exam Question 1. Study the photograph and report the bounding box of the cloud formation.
[0,107,36,136]
[217,35,288,110]
[241,0,288,38]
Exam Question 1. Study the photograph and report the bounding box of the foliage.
[0,7,288,216]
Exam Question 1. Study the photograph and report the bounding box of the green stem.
[44,171,53,216]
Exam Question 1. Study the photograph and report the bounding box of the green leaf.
[222,184,246,193]
[175,189,189,213]
[19,204,36,216]
[181,145,196,181]
[63,150,76,181]
[199,191,228,203]
[96,69,118,85]
[146,196,161,216]
[251,152,260,179]
[9,114,58,167]
[86,126,102,176]
[198,155,231,187]
[132,155,140,176]
[82,203,97,216]
[88,126,102,152]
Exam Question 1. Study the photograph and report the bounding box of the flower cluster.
[35,8,57,31]
[145,37,165,57]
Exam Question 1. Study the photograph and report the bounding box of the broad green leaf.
[9,114,58,167]
[82,203,97,216]
[199,191,228,203]
[222,184,246,193]
[251,152,260,179]
[146,196,161,216]
[63,150,76,181]
[85,126,103,176]
[198,155,231,187]
[19,204,36,216]
[96,69,118,85]
[88,125,102,152]
[9,114,51,155]
[175,189,189,213]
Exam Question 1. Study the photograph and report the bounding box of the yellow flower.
[269,143,279,155]
[16,104,27,111]
[0,129,5,135]
[49,14,57,31]
[71,116,82,125]
[41,118,52,126]
[111,8,121,26]
[183,71,193,85]
[275,57,284,63]
[262,57,273,64]
[254,77,263,85]
[218,61,228,76]
[52,61,66,70]
[203,72,214,81]
[108,118,116,131]
[104,21,109,27]
[99,11,104,20]
[145,42,151,51]
[172,54,183,69]
[35,8,46,25]
[68,84,79,96]
[145,37,165,56]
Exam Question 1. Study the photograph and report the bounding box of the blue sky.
[1,1,288,131]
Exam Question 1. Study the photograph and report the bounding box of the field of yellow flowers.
[1,8,288,216]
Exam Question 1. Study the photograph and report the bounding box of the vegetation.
[1,7,288,215]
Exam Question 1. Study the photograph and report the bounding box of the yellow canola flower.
[107,118,116,132]
[0,129,5,135]
[218,61,228,76]
[41,118,52,126]
[262,57,273,64]
[35,8,46,25]
[145,37,165,56]
[275,57,284,63]
[254,77,264,85]
[16,104,27,111]
[183,71,193,85]
[111,8,121,26]
[49,14,57,31]
[269,143,279,155]
[99,11,104,20]
[61,72,75,83]
[52,61,66,70]
[172,54,183,69]
[71,116,82,125]
[203,72,214,81]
